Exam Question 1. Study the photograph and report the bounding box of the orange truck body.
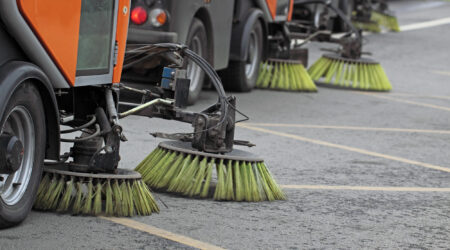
[18,0,130,86]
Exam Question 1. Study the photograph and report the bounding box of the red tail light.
[131,6,147,25]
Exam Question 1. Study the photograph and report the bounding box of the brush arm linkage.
[290,0,364,59]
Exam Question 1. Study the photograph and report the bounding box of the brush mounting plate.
[323,53,379,65]
[43,165,141,180]
[158,141,263,163]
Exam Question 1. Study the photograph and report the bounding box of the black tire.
[220,20,263,92]
[185,18,208,105]
[0,83,46,229]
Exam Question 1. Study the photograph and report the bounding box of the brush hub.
[158,141,264,162]
[0,135,23,174]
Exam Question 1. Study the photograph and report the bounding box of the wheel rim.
[245,30,259,81]
[0,106,35,206]
[187,35,203,92]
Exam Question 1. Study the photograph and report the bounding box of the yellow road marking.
[280,184,450,192]
[432,70,450,77]
[242,123,450,134]
[238,124,450,173]
[358,92,450,112]
[389,92,450,101]
[101,217,225,250]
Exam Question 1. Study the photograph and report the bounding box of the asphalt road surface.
[2,0,450,249]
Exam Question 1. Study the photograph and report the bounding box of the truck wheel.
[220,20,263,92]
[0,82,46,228]
[186,18,208,105]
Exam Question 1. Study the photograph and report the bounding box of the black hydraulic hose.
[60,115,96,134]
[123,43,250,131]
[295,0,361,39]
[150,43,229,127]
[60,124,101,143]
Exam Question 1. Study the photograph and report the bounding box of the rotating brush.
[135,141,286,202]
[371,10,400,32]
[256,59,317,92]
[308,53,391,91]
[34,167,159,216]
[352,19,381,33]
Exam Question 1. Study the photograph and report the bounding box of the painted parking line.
[281,184,450,192]
[400,17,450,31]
[242,123,450,135]
[357,92,450,112]
[389,92,450,101]
[238,124,450,173]
[102,217,225,250]
[432,70,450,77]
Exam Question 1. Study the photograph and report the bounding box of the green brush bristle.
[140,180,159,213]
[112,180,122,216]
[158,153,185,188]
[176,155,199,193]
[133,180,159,215]
[34,171,159,216]
[224,161,235,200]
[82,178,94,215]
[57,177,74,212]
[93,182,103,215]
[120,181,131,217]
[352,20,381,33]
[200,159,213,198]
[247,162,260,202]
[167,154,192,192]
[308,56,392,91]
[256,61,317,92]
[258,163,286,200]
[240,161,250,201]
[34,174,51,209]
[48,175,65,210]
[37,175,57,210]
[257,163,275,201]
[233,161,244,201]
[371,11,400,32]
[213,159,226,200]
[188,158,208,197]
[136,146,286,202]
[253,163,267,201]
[105,180,113,216]
[36,173,50,202]
[72,181,83,215]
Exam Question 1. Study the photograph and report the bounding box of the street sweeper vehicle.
[124,0,318,103]
[267,0,393,91]
[0,0,284,229]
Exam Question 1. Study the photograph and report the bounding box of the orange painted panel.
[113,0,131,83]
[287,0,294,21]
[265,0,277,20]
[18,0,81,85]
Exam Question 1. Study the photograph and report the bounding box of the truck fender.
[229,8,268,62]
[0,61,60,160]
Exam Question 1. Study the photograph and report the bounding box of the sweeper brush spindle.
[308,53,392,91]
[135,141,286,202]
[34,167,159,216]
[256,59,317,92]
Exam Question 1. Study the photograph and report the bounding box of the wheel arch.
[228,7,268,62]
[193,7,214,65]
[0,61,60,161]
